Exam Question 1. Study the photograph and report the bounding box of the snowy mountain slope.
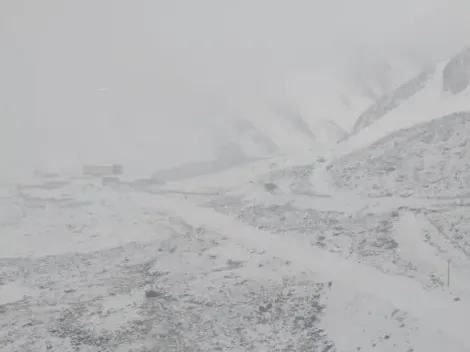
[208,117,280,160]
[338,46,470,155]
[228,118,280,157]
[197,54,418,162]
[347,47,418,102]
[328,111,470,198]
[282,52,417,133]
[273,106,347,146]
[351,68,435,134]
[233,85,379,158]
[151,114,324,183]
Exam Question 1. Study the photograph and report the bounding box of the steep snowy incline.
[198,54,418,162]
[338,46,470,156]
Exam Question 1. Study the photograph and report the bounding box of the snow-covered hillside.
[338,46,470,155]
[347,47,419,101]
[328,111,470,198]
[209,112,345,161]
[163,148,470,351]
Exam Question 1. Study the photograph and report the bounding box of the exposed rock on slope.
[351,68,435,134]
[443,46,470,95]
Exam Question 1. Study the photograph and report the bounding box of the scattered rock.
[264,182,278,193]
[145,290,161,298]
[227,259,244,268]
[259,302,273,313]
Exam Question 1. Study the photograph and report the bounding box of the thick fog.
[1,0,469,180]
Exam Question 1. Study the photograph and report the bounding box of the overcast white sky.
[1,0,469,178]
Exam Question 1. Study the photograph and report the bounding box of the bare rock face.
[443,47,470,95]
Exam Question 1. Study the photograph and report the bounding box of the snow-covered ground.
[2,46,470,352]
[3,128,470,351]
[1,180,335,351]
